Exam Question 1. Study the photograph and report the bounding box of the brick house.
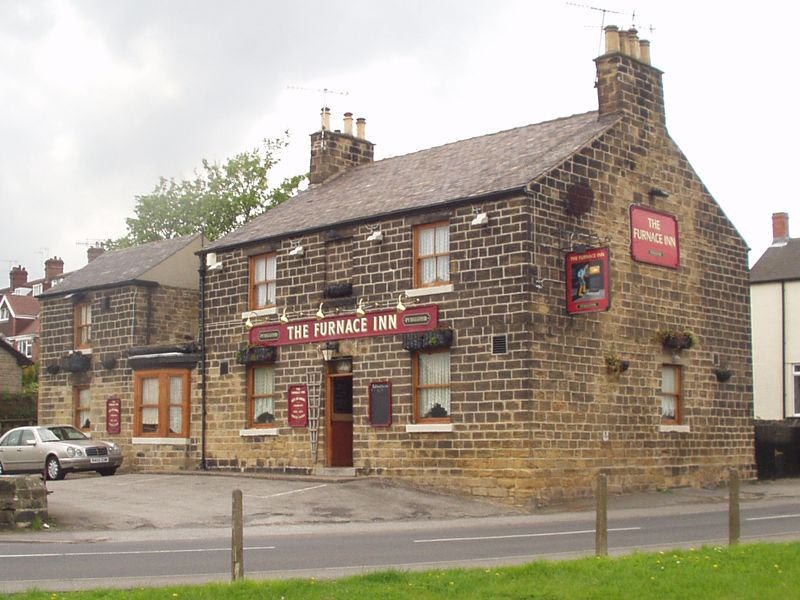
[37,235,202,471]
[751,212,800,477]
[194,26,754,506]
[0,257,67,361]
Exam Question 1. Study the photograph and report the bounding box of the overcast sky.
[1,0,796,281]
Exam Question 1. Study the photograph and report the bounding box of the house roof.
[0,337,33,367]
[751,238,800,283]
[0,294,40,319]
[205,111,619,251]
[41,234,201,297]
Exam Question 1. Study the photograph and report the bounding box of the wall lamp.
[366,229,384,243]
[288,244,305,257]
[471,209,489,227]
[244,311,257,329]
[649,188,669,199]
[315,302,326,320]
[320,341,339,362]
[356,298,366,316]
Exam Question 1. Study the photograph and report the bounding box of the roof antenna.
[287,86,349,126]
[566,2,631,54]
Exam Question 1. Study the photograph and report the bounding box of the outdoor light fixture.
[649,187,669,199]
[244,312,257,329]
[356,298,366,317]
[279,306,289,324]
[288,244,305,257]
[320,341,339,362]
[315,302,326,320]
[366,229,384,243]
[471,211,489,227]
[396,294,407,313]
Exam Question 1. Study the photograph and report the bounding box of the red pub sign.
[287,384,309,428]
[250,305,438,346]
[106,396,121,435]
[566,247,610,314]
[629,205,680,269]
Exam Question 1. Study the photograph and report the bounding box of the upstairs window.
[413,350,451,423]
[0,306,9,321]
[661,364,683,424]
[414,222,450,287]
[74,302,92,349]
[249,253,277,310]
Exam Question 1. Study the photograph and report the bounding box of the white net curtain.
[419,352,450,418]
[419,225,449,285]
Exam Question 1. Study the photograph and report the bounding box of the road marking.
[413,527,641,543]
[250,483,328,499]
[746,513,800,522]
[0,546,275,559]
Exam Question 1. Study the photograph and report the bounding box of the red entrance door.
[327,368,353,467]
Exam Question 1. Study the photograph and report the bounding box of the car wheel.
[98,468,117,477]
[46,456,65,481]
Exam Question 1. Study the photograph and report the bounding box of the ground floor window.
[134,369,190,437]
[793,364,800,416]
[661,364,683,424]
[413,350,451,422]
[74,386,91,429]
[248,365,277,427]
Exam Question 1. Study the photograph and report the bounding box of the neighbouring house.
[0,337,33,393]
[751,212,800,478]
[37,235,202,470]
[190,26,753,507]
[0,257,68,361]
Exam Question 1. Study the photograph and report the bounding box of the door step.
[316,467,356,478]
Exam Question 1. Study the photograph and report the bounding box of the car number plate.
[90,457,109,464]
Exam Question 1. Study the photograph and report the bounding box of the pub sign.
[630,205,680,269]
[566,247,610,315]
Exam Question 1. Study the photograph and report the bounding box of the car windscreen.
[36,428,60,442]
[47,426,89,441]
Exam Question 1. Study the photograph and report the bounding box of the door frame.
[325,361,353,467]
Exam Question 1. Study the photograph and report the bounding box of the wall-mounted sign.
[288,384,309,428]
[250,305,438,346]
[630,205,680,269]
[106,396,121,435]
[368,382,392,427]
[566,247,610,314]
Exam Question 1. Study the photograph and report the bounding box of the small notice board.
[368,382,392,427]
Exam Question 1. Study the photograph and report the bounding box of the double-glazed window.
[249,253,277,310]
[74,302,92,349]
[134,370,190,437]
[413,350,451,422]
[74,386,91,430]
[248,366,277,427]
[661,364,683,424]
[414,222,450,288]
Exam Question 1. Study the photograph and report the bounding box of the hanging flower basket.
[323,282,353,299]
[401,328,454,351]
[713,368,734,383]
[61,352,92,373]
[656,329,699,351]
[605,354,630,374]
[235,344,277,365]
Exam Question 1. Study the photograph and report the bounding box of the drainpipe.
[199,254,208,470]
[782,281,787,419]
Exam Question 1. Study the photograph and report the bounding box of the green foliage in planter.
[656,328,699,350]
[61,352,92,373]
[236,344,277,365]
[401,328,454,351]
[425,403,449,418]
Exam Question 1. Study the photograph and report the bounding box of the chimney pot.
[604,25,620,54]
[627,28,640,60]
[44,256,64,281]
[87,246,105,263]
[343,112,353,136]
[772,212,790,242]
[320,107,331,131]
[9,265,28,291]
[356,117,366,139]
[639,39,651,65]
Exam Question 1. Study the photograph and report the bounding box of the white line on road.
[746,513,800,522]
[249,483,328,499]
[413,527,641,543]
[0,546,275,559]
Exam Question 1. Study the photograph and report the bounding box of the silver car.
[0,425,123,480]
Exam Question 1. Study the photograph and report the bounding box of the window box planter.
[323,282,353,299]
[656,329,699,351]
[401,328,454,351]
[235,344,277,365]
[61,352,92,373]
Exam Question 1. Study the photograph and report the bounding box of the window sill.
[242,306,277,320]
[73,348,93,355]
[239,428,279,437]
[405,423,454,433]
[659,424,690,433]
[132,437,190,445]
[405,284,454,298]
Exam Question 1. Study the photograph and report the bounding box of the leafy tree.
[108,135,304,247]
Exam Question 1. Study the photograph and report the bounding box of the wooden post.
[231,489,244,581]
[596,473,608,556]
[729,468,740,546]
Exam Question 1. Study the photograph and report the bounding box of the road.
[2,497,800,592]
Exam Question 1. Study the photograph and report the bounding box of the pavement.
[20,472,800,539]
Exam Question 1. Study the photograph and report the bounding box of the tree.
[108,135,304,247]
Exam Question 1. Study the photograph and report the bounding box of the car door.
[16,429,43,472]
[0,429,23,472]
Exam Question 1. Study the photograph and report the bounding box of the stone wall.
[0,349,23,393]
[0,475,47,529]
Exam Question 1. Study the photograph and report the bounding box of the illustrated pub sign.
[106,396,121,435]
[630,205,680,269]
[566,247,611,314]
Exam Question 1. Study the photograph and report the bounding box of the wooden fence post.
[596,473,608,556]
[231,489,244,580]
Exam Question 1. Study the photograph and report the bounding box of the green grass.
[8,542,800,599]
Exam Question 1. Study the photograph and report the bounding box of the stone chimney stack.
[9,266,27,291]
[772,212,789,243]
[87,246,105,263]
[309,110,375,186]
[595,25,665,125]
[44,257,64,281]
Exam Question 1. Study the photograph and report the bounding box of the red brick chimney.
[595,25,665,126]
[9,266,27,291]
[87,246,105,263]
[772,212,789,243]
[44,257,64,281]
[309,109,374,186]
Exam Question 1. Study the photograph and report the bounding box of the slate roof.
[42,234,201,297]
[750,238,800,283]
[205,111,619,251]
